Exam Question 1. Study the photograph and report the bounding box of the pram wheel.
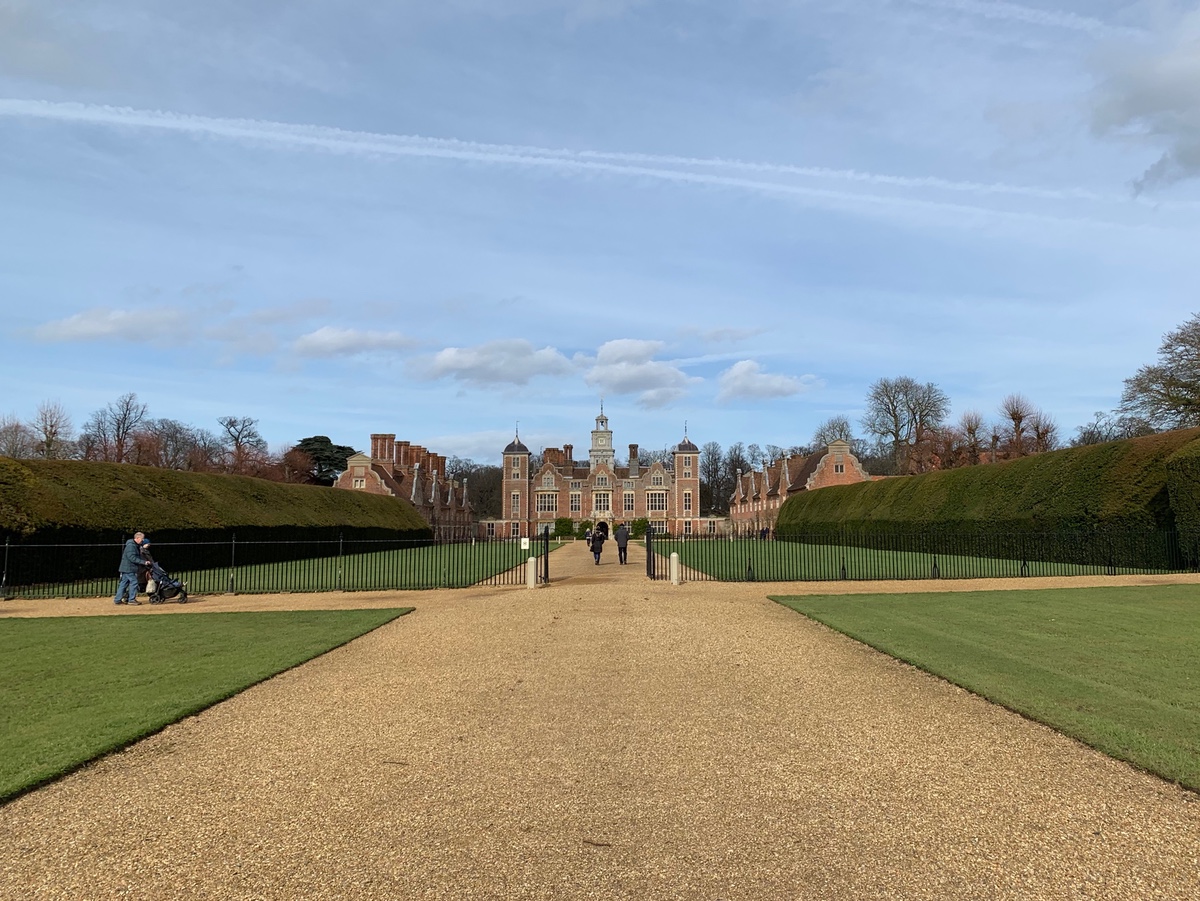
[177,590,188,604]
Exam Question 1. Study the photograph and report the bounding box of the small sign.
[521,537,530,550]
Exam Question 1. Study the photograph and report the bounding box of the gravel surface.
[2,545,1198,899]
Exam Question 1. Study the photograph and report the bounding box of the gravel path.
[2,546,1198,899]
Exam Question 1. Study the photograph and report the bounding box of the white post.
[526,556,538,589]
[670,552,681,585]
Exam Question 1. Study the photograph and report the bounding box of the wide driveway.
[1,548,1198,899]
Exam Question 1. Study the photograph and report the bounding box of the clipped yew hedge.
[0,457,430,544]
[775,428,1200,569]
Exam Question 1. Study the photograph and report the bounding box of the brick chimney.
[397,440,411,467]
[628,443,639,478]
[370,434,396,462]
[564,444,573,464]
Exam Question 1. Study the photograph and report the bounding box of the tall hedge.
[0,457,431,543]
[774,428,1200,568]
[1165,439,1200,559]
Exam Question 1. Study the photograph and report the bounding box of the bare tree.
[999,394,1035,458]
[812,415,853,448]
[0,414,36,458]
[218,416,268,474]
[764,443,784,464]
[747,443,765,467]
[958,410,984,465]
[1119,312,1200,430]
[30,401,75,459]
[1029,410,1060,454]
[78,393,148,463]
[699,440,725,516]
[1071,411,1156,446]
[861,376,949,474]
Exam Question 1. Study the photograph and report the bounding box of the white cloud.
[419,339,576,385]
[901,0,1139,38]
[716,360,820,403]
[584,339,695,408]
[34,307,193,342]
[1091,10,1200,192]
[292,326,417,358]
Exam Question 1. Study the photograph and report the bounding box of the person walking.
[113,531,148,606]
[591,527,606,565]
[614,522,630,565]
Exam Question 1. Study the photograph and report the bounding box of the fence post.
[645,527,655,579]
[670,552,681,585]
[542,527,550,584]
[227,532,236,594]
[526,556,538,589]
[338,531,344,591]
[1,536,8,599]
[931,556,940,579]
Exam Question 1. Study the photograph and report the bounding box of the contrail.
[0,98,1162,228]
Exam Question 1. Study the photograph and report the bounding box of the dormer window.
[651,474,664,487]
[542,474,556,487]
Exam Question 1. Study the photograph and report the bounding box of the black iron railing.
[645,529,1191,583]
[0,533,556,599]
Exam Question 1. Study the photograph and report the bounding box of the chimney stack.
[628,443,639,478]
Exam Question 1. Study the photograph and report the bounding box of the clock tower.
[589,408,615,469]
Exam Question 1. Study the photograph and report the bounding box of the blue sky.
[2,0,1199,462]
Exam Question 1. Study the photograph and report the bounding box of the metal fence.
[645,529,1191,583]
[1,533,554,599]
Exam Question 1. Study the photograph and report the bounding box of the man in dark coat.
[113,531,148,606]
[591,528,606,565]
[614,523,630,565]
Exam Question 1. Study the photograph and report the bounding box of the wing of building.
[729,439,873,535]
[334,433,474,539]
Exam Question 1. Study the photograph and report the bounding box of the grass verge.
[0,608,411,803]
[772,585,1200,792]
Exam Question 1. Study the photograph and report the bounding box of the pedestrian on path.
[591,528,606,565]
[614,522,629,565]
[113,531,148,606]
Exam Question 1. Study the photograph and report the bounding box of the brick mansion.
[336,411,874,538]
[498,409,701,538]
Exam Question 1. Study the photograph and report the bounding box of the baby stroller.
[146,560,188,604]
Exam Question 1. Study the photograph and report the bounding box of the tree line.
[0,393,355,487]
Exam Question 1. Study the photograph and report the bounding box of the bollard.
[526,556,538,589]
[670,552,681,585]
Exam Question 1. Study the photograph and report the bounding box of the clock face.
[598,437,607,445]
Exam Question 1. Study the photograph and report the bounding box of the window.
[487,522,496,537]
[624,480,634,489]
[651,520,667,534]
[647,491,667,512]
[651,474,664,487]
[596,475,609,487]
[511,492,520,516]
[683,471,691,479]
[707,520,717,534]
[542,474,556,488]
[510,522,520,537]
[536,493,558,513]
[683,456,691,468]
[684,520,692,535]
[593,492,611,512]
[623,492,635,512]
[683,490,693,512]
[834,463,845,473]
[352,478,365,489]
[570,492,581,513]
[571,481,582,489]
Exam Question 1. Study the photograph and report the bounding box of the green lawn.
[0,609,411,802]
[654,538,1169,582]
[773,586,1200,791]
